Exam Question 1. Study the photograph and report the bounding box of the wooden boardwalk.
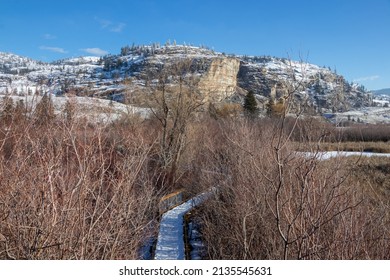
[154,190,214,260]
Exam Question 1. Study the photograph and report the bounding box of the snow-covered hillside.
[0,51,104,95]
[0,44,374,116]
[0,52,47,73]
[0,92,149,123]
[238,55,372,112]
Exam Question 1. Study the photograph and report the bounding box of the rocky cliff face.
[236,56,372,112]
[0,45,372,113]
[198,57,240,102]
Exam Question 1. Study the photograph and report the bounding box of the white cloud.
[95,17,126,33]
[98,18,112,28]
[40,46,67,53]
[110,23,126,33]
[353,75,380,82]
[81,48,109,56]
[43,33,56,40]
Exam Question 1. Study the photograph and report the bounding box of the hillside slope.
[0,45,373,114]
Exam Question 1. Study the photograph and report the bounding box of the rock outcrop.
[198,57,240,102]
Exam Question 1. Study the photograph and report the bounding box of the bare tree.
[145,59,205,189]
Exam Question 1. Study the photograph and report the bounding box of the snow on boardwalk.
[154,189,214,260]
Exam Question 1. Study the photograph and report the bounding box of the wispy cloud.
[43,33,56,40]
[353,75,380,82]
[40,46,68,54]
[81,48,109,56]
[98,18,112,29]
[110,22,126,33]
[95,17,126,33]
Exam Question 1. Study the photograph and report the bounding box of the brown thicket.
[194,117,390,259]
[0,104,160,259]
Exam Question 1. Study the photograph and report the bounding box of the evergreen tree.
[63,99,75,124]
[243,91,258,117]
[34,93,55,125]
[0,96,14,124]
[14,99,27,123]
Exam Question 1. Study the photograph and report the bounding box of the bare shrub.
[344,157,390,258]
[333,124,390,142]
[194,116,390,259]
[0,109,159,259]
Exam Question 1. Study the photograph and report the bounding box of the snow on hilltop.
[238,55,373,112]
[0,51,105,95]
[0,44,374,116]
[0,52,46,70]
[0,45,219,97]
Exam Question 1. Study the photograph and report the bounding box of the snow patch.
[298,151,390,160]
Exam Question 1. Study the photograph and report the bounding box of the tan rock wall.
[198,57,240,102]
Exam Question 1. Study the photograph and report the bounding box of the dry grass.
[347,157,390,200]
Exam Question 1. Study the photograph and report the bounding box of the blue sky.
[0,0,389,90]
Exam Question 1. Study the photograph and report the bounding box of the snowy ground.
[334,107,390,124]
[298,151,390,160]
[0,93,150,122]
[154,189,215,260]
